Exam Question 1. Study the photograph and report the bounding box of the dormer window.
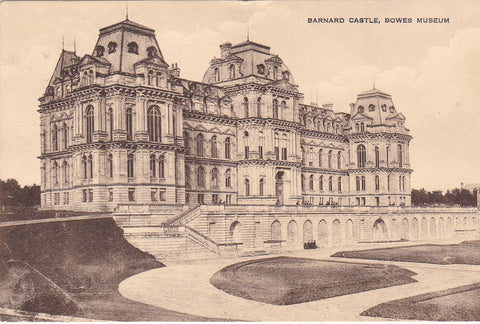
[127,42,138,54]
[358,106,364,113]
[229,64,235,79]
[368,104,375,112]
[147,46,157,58]
[381,104,387,112]
[108,42,117,54]
[282,71,290,80]
[389,106,396,113]
[95,46,104,57]
[273,66,278,80]
[214,68,220,82]
[257,64,265,75]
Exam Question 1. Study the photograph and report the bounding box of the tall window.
[185,167,191,188]
[281,134,287,160]
[214,68,220,82]
[107,154,113,177]
[357,144,366,168]
[337,151,342,169]
[196,134,204,156]
[183,131,190,152]
[82,155,87,179]
[360,122,365,132]
[150,154,156,178]
[328,150,333,169]
[127,42,138,54]
[399,175,402,191]
[53,162,58,185]
[147,106,161,142]
[62,123,68,149]
[229,64,235,79]
[397,144,403,168]
[318,149,323,167]
[309,175,314,190]
[85,105,94,143]
[387,175,391,191]
[126,108,133,140]
[158,155,165,178]
[386,146,390,167]
[127,154,134,178]
[88,154,93,179]
[301,174,305,191]
[224,137,231,159]
[319,176,324,191]
[361,175,366,191]
[273,99,278,119]
[245,178,250,196]
[107,108,113,140]
[211,168,218,187]
[356,176,360,191]
[243,97,249,118]
[274,132,279,160]
[257,97,262,117]
[258,132,264,159]
[328,176,333,192]
[338,177,342,192]
[210,136,218,158]
[375,175,380,191]
[244,131,249,159]
[63,161,68,184]
[52,125,58,151]
[373,146,380,168]
[197,167,205,187]
[259,178,264,196]
[225,169,231,187]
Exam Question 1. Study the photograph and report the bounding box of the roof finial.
[247,25,249,41]
[62,35,64,51]
[125,1,129,20]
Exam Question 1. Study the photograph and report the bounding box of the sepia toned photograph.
[0,0,479,321]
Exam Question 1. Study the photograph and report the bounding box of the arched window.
[89,70,94,85]
[281,101,287,119]
[108,41,117,54]
[107,108,113,140]
[259,178,265,196]
[257,97,262,117]
[386,146,390,167]
[273,99,278,119]
[397,144,403,168]
[273,66,278,80]
[245,178,250,196]
[375,175,380,191]
[229,64,235,79]
[301,147,305,165]
[196,134,204,156]
[318,149,323,167]
[309,147,314,166]
[375,146,380,168]
[211,168,218,187]
[147,106,161,142]
[338,177,342,192]
[88,154,93,179]
[319,176,324,191]
[387,175,391,191]
[361,175,366,191]
[52,124,58,151]
[62,123,68,149]
[126,108,133,140]
[95,46,104,57]
[369,104,375,112]
[328,176,333,192]
[224,137,231,159]
[358,106,365,113]
[214,68,220,82]
[150,154,156,178]
[85,105,94,143]
[337,151,341,169]
[147,46,157,57]
[147,70,154,86]
[328,150,333,169]
[63,161,68,184]
[244,131,249,159]
[309,175,314,190]
[82,155,87,179]
[335,124,340,134]
[158,155,165,178]
[53,162,58,185]
[107,154,113,178]
[183,131,190,151]
[210,135,218,158]
[356,176,360,191]
[197,167,205,187]
[301,174,305,191]
[355,123,359,132]
[127,154,134,178]
[258,131,264,159]
[127,42,138,54]
[357,144,366,168]
[281,134,287,160]
[274,132,280,160]
[243,97,249,118]
[225,169,231,187]
[185,167,191,188]
[402,176,405,192]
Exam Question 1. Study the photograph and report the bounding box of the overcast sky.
[0,0,479,191]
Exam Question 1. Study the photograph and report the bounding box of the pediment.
[386,113,406,120]
[134,55,169,68]
[351,112,373,120]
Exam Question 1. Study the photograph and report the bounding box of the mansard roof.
[357,87,392,99]
[47,50,80,88]
[99,18,155,36]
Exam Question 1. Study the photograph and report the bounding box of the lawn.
[210,256,417,305]
[0,218,221,321]
[331,240,480,265]
[361,282,480,321]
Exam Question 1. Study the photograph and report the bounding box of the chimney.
[169,63,180,78]
[220,42,232,59]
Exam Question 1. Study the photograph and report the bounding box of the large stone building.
[38,19,478,259]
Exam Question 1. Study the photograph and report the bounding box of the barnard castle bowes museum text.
[307,17,450,24]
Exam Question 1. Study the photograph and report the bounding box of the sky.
[0,0,479,191]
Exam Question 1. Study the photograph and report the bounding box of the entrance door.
[275,171,284,205]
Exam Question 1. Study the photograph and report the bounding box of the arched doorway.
[430,217,437,239]
[373,218,387,241]
[438,217,445,239]
[345,219,354,243]
[287,220,298,249]
[230,221,242,243]
[303,220,313,243]
[400,218,409,240]
[318,220,328,245]
[275,171,285,205]
[271,220,282,241]
[411,218,419,240]
[332,219,341,246]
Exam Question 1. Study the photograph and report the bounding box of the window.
[338,177,342,192]
[128,188,135,201]
[147,70,154,86]
[301,174,305,191]
[356,176,360,191]
[309,148,313,166]
[212,194,219,204]
[358,106,364,113]
[224,137,231,159]
[243,97,249,118]
[158,155,165,178]
[382,104,387,112]
[147,46,157,57]
[402,176,405,192]
[281,101,287,119]
[64,192,69,204]
[88,189,93,202]
[82,189,87,202]
[257,97,262,117]
[158,188,165,201]
[197,167,205,187]
[211,168,218,187]
[108,41,117,53]
[196,134,204,156]
[63,161,68,184]
[53,162,58,185]
[376,197,380,206]
[126,108,133,140]
[319,176,324,191]
[259,178,265,196]
[361,175,366,191]
[127,154,134,178]
[397,144,403,168]
[225,169,231,187]
[399,175,402,191]
[107,108,113,140]
[337,151,342,169]
[82,155,87,179]
[389,106,396,113]
[62,123,68,149]
[281,134,287,160]
[387,175,391,191]
[88,154,93,179]
[258,132,264,159]
[95,45,104,57]
[328,150,333,169]
[150,154,156,178]
[274,132,279,160]
[375,146,380,168]
[244,131,249,159]
[147,106,161,142]
[108,188,113,201]
[360,122,365,132]
[357,144,366,168]
[151,188,157,201]
[185,167,191,188]
[257,64,265,75]
[273,66,278,80]
[301,147,305,165]
[52,125,58,151]
[309,175,314,190]
[127,42,138,54]
[85,105,94,143]
[107,154,113,178]
[229,64,235,79]
[318,149,323,167]
[328,176,333,192]
[210,136,217,158]
[386,146,390,167]
[198,193,204,205]
[183,131,190,151]
[273,99,278,119]
[368,104,375,112]
[375,175,380,191]
[245,178,250,196]
[214,68,220,82]
[283,71,290,80]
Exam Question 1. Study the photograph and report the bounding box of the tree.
[0,178,40,206]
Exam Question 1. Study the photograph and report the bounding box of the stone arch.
[438,217,445,239]
[400,218,409,240]
[271,220,281,241]
[303,220,313,243]
[332,219,341,246]
[373,218,388,241]
[287,220,298,248]
[345,219,354,243]
[411,218,419,240]
[430,217,437,239]
[230,221,242,243]
[317,219,328,245]
[421,217,428,238]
